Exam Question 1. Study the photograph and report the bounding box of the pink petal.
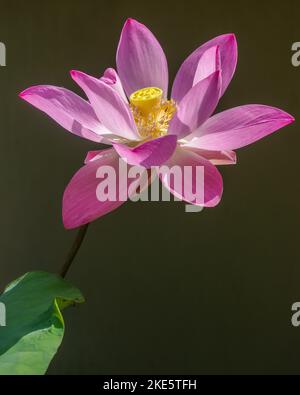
[193,45,220,86]
[63,149,122,228]
[63,148,149,229]
[169,71,221,139]
[116,18,168,98]
[100,68,128,103]
[71,70,139,141]
[160,146,223,207]
[185,104,295,151]
[84,149,113,164]
[182,147,236,165]
[113,135,177,168]
[19,85,110,143]
[172,33,237,102]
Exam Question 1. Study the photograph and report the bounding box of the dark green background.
[0,0,299,374]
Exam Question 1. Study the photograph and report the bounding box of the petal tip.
[70,69,80,79]
[19,87,33,99]
[62,219,73,230]
[62,216,82,230]
[277,108,295,124]
[123,18,140,31]
[63,216,88,230]
[19,90,26,99]
[70,70,88,85]
[220,33,237,44]
[70,69,87,82]
[125,17,139,26]
[103,68,117,83]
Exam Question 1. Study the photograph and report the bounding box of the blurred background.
[0,0,299,374]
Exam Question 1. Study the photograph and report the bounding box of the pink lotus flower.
[20,18,294,229]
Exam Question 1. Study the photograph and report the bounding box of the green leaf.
[0,271,84,374]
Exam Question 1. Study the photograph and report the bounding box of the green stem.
[60,224,89,278]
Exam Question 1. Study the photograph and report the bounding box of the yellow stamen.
[130,87,176,139]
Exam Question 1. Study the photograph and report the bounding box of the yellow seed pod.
[130,87,163,115]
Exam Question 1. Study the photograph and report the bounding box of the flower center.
[130,87,176,139]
